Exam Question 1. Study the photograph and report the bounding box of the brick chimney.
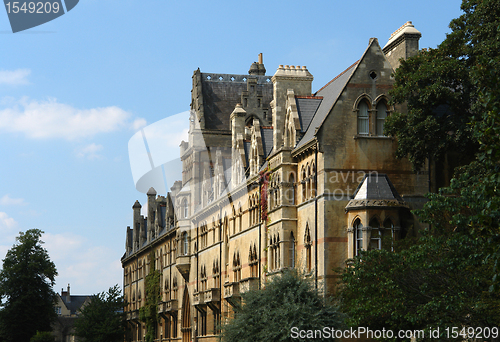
[66,284,71,303]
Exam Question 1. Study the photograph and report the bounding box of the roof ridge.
[295,96,323,99]
[315,60,360,94]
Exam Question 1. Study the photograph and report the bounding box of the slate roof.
[296,97,322,133]
[294,61,359,150]
[60,294,90,316]
[179,180,190,193]
[200,73,273,130]
[352,174,403,201]
[243,141,251,166]
[261,127,274,157]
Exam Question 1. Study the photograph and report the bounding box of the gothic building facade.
[122,22,428,342]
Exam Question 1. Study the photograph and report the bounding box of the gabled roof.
[294,60,358,150]
[293,38,388,151]
[59,294,91,316]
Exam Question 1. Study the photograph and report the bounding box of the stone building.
[122,22,428,342]
[52,285,91,342]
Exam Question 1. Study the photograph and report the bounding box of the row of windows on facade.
[125,276,178,311]
[131,316,179,340]
[180,163,316,225]
[126,220,321,289]
[268,228,313,273]
[132,294,221,341]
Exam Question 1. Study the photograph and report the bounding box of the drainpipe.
[314,144,318,290]
[258,180,262,290]
[169,240,172,342]
[219,207,222,333]
[195,222,199,342]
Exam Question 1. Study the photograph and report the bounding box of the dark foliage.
[0,229,58,342]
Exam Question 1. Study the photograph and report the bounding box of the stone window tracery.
[357,100,370,135]
[233,251,241,282]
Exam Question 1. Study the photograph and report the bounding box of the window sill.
[354,135,393,140]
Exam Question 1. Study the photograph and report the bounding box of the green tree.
[220,269,344,342]
[0,229,58,342]
[338,234,500,341]
[385,0,500,170]
[385,47,475,170]
[29,331,55,342]
[339,2,500,337]
[73,285,125,342]
[386,0,500,286]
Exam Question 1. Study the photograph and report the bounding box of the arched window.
[357,101,369,135]
[238,203,242,232]
[354,219,363,255]
[376,101,388,136]
[249,244,258,277]
[384,218,395,250]
[200,265,207,292]
[165,279,170,301]
[310,163,316,198]
[369,218,381,250]
[301,167,307,202]
[268,237,274,271]
[182,198,189,218]
[233,252,241,282]
[213,259,220,288]
[290,232,295,268]
[289,173,295,204]
[182,232,189,255]
[305,164,310,199]
[276,234,280,269]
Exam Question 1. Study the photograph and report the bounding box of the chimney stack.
[66,284,71,303]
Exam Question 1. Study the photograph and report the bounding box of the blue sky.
[0,0,463,295]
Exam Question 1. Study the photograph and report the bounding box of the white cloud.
[0,212,19,261]
[0,212,17,230]
[0,194,26,206]
[75,143,104,160]
[0,69,31,86]
[0,97,132,140]
[132,118,147,131]
[43,233,122,295]
[141,202,148,216]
